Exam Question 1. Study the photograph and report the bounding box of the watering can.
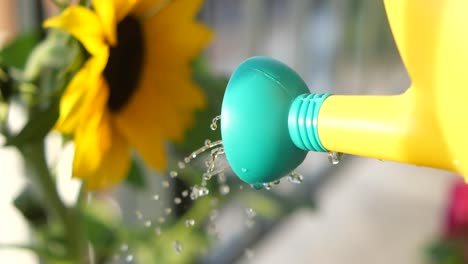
[220,0,468,185]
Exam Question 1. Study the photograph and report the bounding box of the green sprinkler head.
[221,57,330,186]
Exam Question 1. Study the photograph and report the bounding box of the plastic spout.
[289,89,453,171]
[221,57,462,185]
[222,0,468,185]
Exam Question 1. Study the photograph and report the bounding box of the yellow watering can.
[220,0,468,185]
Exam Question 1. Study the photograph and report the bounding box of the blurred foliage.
[83,201,121,263]
[426,240,465,264]
[0,32,41,69]
[426,179,468,264]
[5,100,59,146]
[13,185,49,227]
[125,158,147,190]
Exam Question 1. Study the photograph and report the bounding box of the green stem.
[19,141,85,263]
[78,0,90,6]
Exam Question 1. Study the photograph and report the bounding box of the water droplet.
[203,147,227,179]
[217,173,226,183]
[203,173,212,181]
[154,227,161,235]
[164,208,172,215]
[178,161,186,169]
[158,217,165,223]
[173,240,183,254]
[210,115,221,131]
[190,185,209,200]
[144,220,152,227]
[162,180,170,188]
[210,210,219,221]
[287,171,303,184]
[207,223,218,237]
[263,182,273,190]
[185,219,195,227]
[169,171,178,178]
[152,194,160,201]
[241,168,248,173]
[220,185,230,195]
[174,197,182,204]
[246,219,255,228]
[125,254,134,262]
[184,140,223,164]
[200,187,209,196]
[245,248,254,259]
[204,139,212,146]
[120,244,129,251]
[328,151,343,165]
[252,183,263,190]
[135,210,143,220]
[181,190,189,197]
[245,208,256,219]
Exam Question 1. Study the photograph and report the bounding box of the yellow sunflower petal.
[72,77,112,179]
[147,0,205,22]
[114,0,139,21]
[116,65,205,144]
[143,20,212,68]
[80,127,131,190]
[114,107,168,170]
[92,0,138,45]
[55,55,108,133]
[131,0,167,17]
[141,0,213,70]
[92,0,118,45]
[44,6,107,55]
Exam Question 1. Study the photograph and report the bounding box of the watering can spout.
[220,57,465,185]
[221,0,468,185]
[298,88,453,171]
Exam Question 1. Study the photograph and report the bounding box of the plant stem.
[19,141,85,263]
[49,0,69,9]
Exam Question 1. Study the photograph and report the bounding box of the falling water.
[185,219,195,227]
[183,139,223,164]
[328,151,343,165]
[287,171,304,184]
[117,113,332,262]
[210,115,221,130]
[173,240,183,254]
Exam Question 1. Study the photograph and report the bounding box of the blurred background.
[0,0,456,263]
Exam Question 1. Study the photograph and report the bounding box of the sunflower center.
[104,16,144,112]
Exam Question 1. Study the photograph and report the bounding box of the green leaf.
[0,32,41,69]
[5,100,59,146]
[0,66,13,101]
[13,185,48,227]
[83,201,120,263]
[125,158,147,189]
[425,240,465,264]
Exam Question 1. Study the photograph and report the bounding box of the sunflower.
[44,0,212,190]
